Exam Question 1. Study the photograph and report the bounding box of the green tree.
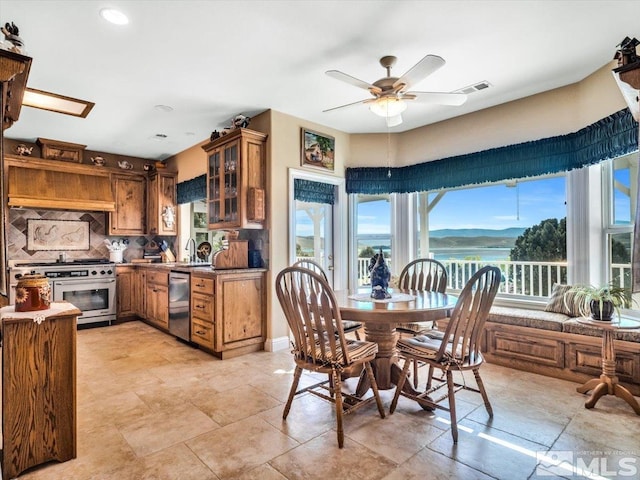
[359,246,375,258]
[510,218,566,261]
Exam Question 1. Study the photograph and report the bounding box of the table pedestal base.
[576,329,640,415]
[355,323,434,410]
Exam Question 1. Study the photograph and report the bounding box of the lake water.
[431,248,512,262]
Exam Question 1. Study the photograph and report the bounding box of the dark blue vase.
[368,249,391,300]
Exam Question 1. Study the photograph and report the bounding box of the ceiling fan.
[324,54,467,127]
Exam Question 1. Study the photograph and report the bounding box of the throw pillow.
[544,283,581,317]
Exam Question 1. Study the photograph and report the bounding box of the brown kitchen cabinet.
[1,304,80,480]
[145,270,169,329]
[148,172,177,236]
[202,128,267,230]
[116,265,136,320]
[108,174,147,235]
[133,268,147,318]
[190,270,265,358]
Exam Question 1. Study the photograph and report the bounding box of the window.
[414,174,567,296]
[603,153,638,310]
[353,194,392,285]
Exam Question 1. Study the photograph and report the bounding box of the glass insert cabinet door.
[207,139,239,227]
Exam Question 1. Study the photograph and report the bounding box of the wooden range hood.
[7,156,116,212]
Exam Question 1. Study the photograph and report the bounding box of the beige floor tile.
[187,416,299,478]
[269,432,397,480]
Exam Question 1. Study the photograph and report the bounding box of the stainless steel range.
[9,259,116,326]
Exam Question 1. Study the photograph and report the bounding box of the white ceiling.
[2,1,640,160]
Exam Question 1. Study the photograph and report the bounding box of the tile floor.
[9,321,640,479]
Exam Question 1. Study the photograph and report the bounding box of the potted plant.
[567,283,632,321]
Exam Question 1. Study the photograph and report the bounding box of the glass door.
[289,170,346,289]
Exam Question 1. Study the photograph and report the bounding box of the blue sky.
[356,176,567,234]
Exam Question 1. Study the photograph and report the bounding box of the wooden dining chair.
[293,259,364,340]
[396,258,448,387]
[276,266,386,448]
[389,265,501,443]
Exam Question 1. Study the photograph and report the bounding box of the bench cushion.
[488,306,568,331]
[562,319,640,343]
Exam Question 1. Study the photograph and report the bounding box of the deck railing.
[298,256,631,299]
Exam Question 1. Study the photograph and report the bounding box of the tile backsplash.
[7,209,175,263]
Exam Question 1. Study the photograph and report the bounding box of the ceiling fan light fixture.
[369,97,407,119]
[100,8,129,25]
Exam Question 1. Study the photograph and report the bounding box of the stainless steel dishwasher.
[169,272,190,342]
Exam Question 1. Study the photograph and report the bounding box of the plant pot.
[590,299,614,321]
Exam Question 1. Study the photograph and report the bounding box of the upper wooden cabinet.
[108,174,146,235]
[148,172,177,236]
[202,128,267,230]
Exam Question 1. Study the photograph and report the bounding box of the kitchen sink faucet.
[185,238,196,263]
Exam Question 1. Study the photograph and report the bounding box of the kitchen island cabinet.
[0,303,80,480]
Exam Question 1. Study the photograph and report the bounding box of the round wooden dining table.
[334,288,457,399]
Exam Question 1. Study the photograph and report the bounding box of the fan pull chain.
[386,109,391,178]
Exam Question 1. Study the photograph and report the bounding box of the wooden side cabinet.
[148,172,177,236]
[1,304,80,480]
[215,271,265,358]
[108,174,147,235]
[202,128,267,230]
[133,268,147,318]
[190,274,215,349]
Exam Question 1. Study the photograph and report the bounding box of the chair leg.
[426,364,435,390]
[390,357,412,414]
[413,358,420,389]
[364,361,386,419]
[283,366,303,420]
[446,370,458,443]
[473,368,493,418]
[332,369,345,448]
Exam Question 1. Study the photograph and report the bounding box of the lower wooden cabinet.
[145,270,169,330]
[116,266,135,320]
[191,270,265,359]
[1,306,80,480]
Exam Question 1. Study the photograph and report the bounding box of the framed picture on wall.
[301,128,335,172]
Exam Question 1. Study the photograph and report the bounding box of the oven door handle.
[54,279,116,287]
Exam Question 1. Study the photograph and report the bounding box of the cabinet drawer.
[191,292,214,318]
[192,276,214,294]
[147,270,169,285]
[191,318,213,347]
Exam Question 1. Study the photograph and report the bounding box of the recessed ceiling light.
[154,105,173,113]
[100,8,129,25]
[151,133,168,141]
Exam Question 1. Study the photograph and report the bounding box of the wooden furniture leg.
[576,329,640,415]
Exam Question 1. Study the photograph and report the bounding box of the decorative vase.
[368,249,391,300]
[14,274,51,312]
[590,299,614,321]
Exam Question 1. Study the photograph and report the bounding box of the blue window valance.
[294,178,335,205]
[176,174,206,204]
[346,109,639,194]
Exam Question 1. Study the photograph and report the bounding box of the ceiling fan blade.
[407,91,468,106]
[392,54,446,91]
[326,70,383,95]
[323,98,370,113]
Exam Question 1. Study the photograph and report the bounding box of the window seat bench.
[434,305,640,395]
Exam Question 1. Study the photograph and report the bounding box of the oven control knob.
[14,273,22,280]
[100,270,106,275]
[107,269,113,275]
[92,270,98,275]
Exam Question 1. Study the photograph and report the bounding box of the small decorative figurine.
[232,114,251,129]
[91,156,106,166]
[143,162,155,171]
[368,249,391,300]
[118,160,133,170]
[210,130,221,141]
[15,144,33,156]
[162,206,175,229]
[1,22,25,54]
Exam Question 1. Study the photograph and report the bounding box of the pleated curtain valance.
[346,109,639,194]
[176,174,207,204]
[294,178,336,205]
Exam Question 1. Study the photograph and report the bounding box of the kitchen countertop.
[116,262,267,276]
